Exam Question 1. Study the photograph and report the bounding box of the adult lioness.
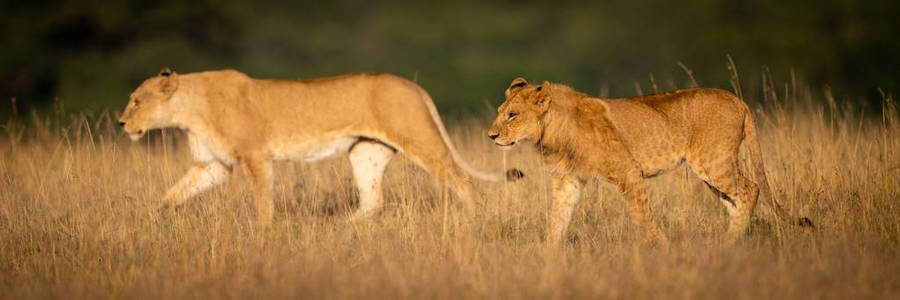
[488,78,812,244]
[119,68,521,225]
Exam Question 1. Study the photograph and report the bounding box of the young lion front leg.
[546,175,584,245]
[609,170,669,246]
[160,162,232,210]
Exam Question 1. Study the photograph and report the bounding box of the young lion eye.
[507,112,518,120]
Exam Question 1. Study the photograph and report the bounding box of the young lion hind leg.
[160,161,232,211]
[688,155,759,243]
[348,140,396,220]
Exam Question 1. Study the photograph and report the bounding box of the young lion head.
[119,68,181,141]
[488,78,551,150]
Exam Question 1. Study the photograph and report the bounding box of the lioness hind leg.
[160,162,232,211]
[399,146,473,207]
[348,140,396,220]
[688,158,759,243]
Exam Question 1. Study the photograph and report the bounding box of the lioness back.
[192,72,430,151]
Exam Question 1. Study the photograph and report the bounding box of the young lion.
[488,78,812,244]
[119,68,521,225]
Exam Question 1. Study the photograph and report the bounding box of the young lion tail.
[742,108,814,228]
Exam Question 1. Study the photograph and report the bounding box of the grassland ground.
[1,91,899,299]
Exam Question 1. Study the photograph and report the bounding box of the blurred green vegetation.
[1,0,898,120]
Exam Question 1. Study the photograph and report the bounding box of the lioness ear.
[160,69,179,95]
[505,77,528,98]
[532,81,551,111]
[158,67,175,77]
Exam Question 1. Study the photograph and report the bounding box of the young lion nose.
[488,133,500,140]
[119,121,126,127]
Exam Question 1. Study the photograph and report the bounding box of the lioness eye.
[507,112,518,119]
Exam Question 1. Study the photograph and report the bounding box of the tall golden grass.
[1,82,899,299]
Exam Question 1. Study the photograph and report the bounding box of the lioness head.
[119,68,180,141]
[488,78,551,150]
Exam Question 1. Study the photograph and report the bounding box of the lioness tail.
[415,85,523,182]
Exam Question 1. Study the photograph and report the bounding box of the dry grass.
[2,88,899,299]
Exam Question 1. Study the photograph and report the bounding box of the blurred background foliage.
[1,0,898,120]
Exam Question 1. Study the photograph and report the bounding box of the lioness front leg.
[242,156,274,227]
[160,162,232,210]
[546,175,584,244]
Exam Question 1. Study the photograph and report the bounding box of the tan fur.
[488,78,811,245]
[119,68,516,225]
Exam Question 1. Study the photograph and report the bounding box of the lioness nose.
[119,121,126,127]
[488,133,500,140]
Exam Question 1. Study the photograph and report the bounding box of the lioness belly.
[271,136,359,162]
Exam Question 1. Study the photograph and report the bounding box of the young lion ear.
[532,81,551,111]
[505,77,529,97]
